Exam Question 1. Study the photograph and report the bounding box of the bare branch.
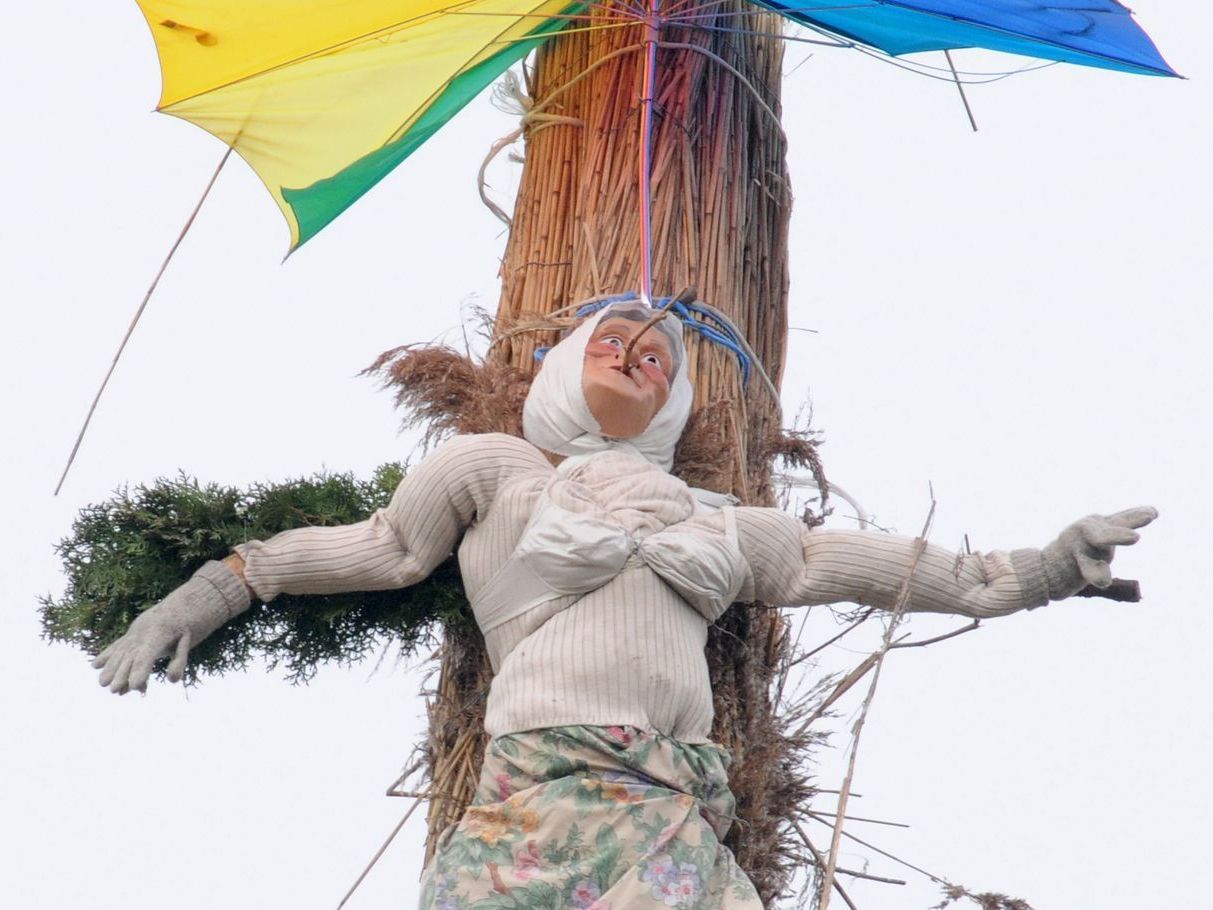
[622,286,696,371]
[889,620,980,650]
[804,811,947,884]
[792,823,862,910]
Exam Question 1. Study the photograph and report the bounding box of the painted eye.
[641,353,663,369]
[600,335,624,349]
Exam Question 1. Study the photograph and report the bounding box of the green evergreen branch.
[40,464,473,684]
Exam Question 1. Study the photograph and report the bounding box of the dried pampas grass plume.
[363,345,532,443]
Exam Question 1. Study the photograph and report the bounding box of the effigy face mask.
[522,301,693,469]
[581,314,675,439]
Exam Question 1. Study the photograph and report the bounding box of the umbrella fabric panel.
[138,0,499,107]
[761,0,1175,76]
[282,16,572,246]
[137,0,578,247]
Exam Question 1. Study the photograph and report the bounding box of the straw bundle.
[422,2,804,902]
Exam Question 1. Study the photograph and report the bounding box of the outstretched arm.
[732,507,1156,618]
[94,434,551,693]
[233,434,549,600]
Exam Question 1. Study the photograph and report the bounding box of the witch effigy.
[92,299,1155,907]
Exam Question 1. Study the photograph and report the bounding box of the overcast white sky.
[2,3,1210,908]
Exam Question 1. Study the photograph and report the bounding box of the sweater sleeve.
[732,507,1051,618]
[235,434,551,602]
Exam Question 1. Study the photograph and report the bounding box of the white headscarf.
[523,302,694,470]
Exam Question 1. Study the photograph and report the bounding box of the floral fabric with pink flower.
[419,725,761,910]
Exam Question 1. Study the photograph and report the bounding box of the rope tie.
[479,70,584,227]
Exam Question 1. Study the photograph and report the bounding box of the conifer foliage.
[40,465,471,683]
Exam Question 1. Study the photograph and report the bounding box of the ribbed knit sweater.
[236,433,1050,743]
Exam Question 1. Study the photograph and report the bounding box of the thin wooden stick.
[54,147,232,495]
[807,810,910,830]
[819,495,937,910]
[792,608,875,666]
[889,619,980,650]
[335,794,426,909]
[793,822,862,910]
[837,868,907,887]
[805,811,948,886]
[621,285,694,368]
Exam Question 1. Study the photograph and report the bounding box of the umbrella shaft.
[638,0,661,304]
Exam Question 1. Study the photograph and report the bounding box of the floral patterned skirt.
[419,725,762,910]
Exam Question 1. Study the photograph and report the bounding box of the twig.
[806,810,909,829]
[793,823,861,910]
[838,868,907,887]
[384,756,426,797]
[796,637,910,733]
[798,652,879,731]
[805,811,947,885]
[621,285,695,370]
[889,620,980,650]
[794,608,875,665]
[800,617,977,728]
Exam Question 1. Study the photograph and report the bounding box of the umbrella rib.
[441,9,636,22]
[159,0,592,109]
[382,1,589,148]
[486,19,638,44]
[527,42,645,114]
[54,147,233,496]
[679,21,849,49]
[848,41,1058,83]
[944,49,978,130]
[658,0,727,19]
[803,0,1173,75]
[714,12,1060,84]
[686,18,1061,82]
[680,0,872,16]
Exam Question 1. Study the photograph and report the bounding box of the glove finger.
[1086,525,1140,548]
[1076,552,1113,588]
[1106,506,1158,529]
[127,646,158,694]
[166,631,192,684]
[97,642,127,687]
[108,652,136,695]
[92,642,116,669]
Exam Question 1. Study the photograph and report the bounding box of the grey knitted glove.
[1041,507,1158,600]
[93,560,251,694]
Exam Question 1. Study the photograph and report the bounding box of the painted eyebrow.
[594,321,636,336]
